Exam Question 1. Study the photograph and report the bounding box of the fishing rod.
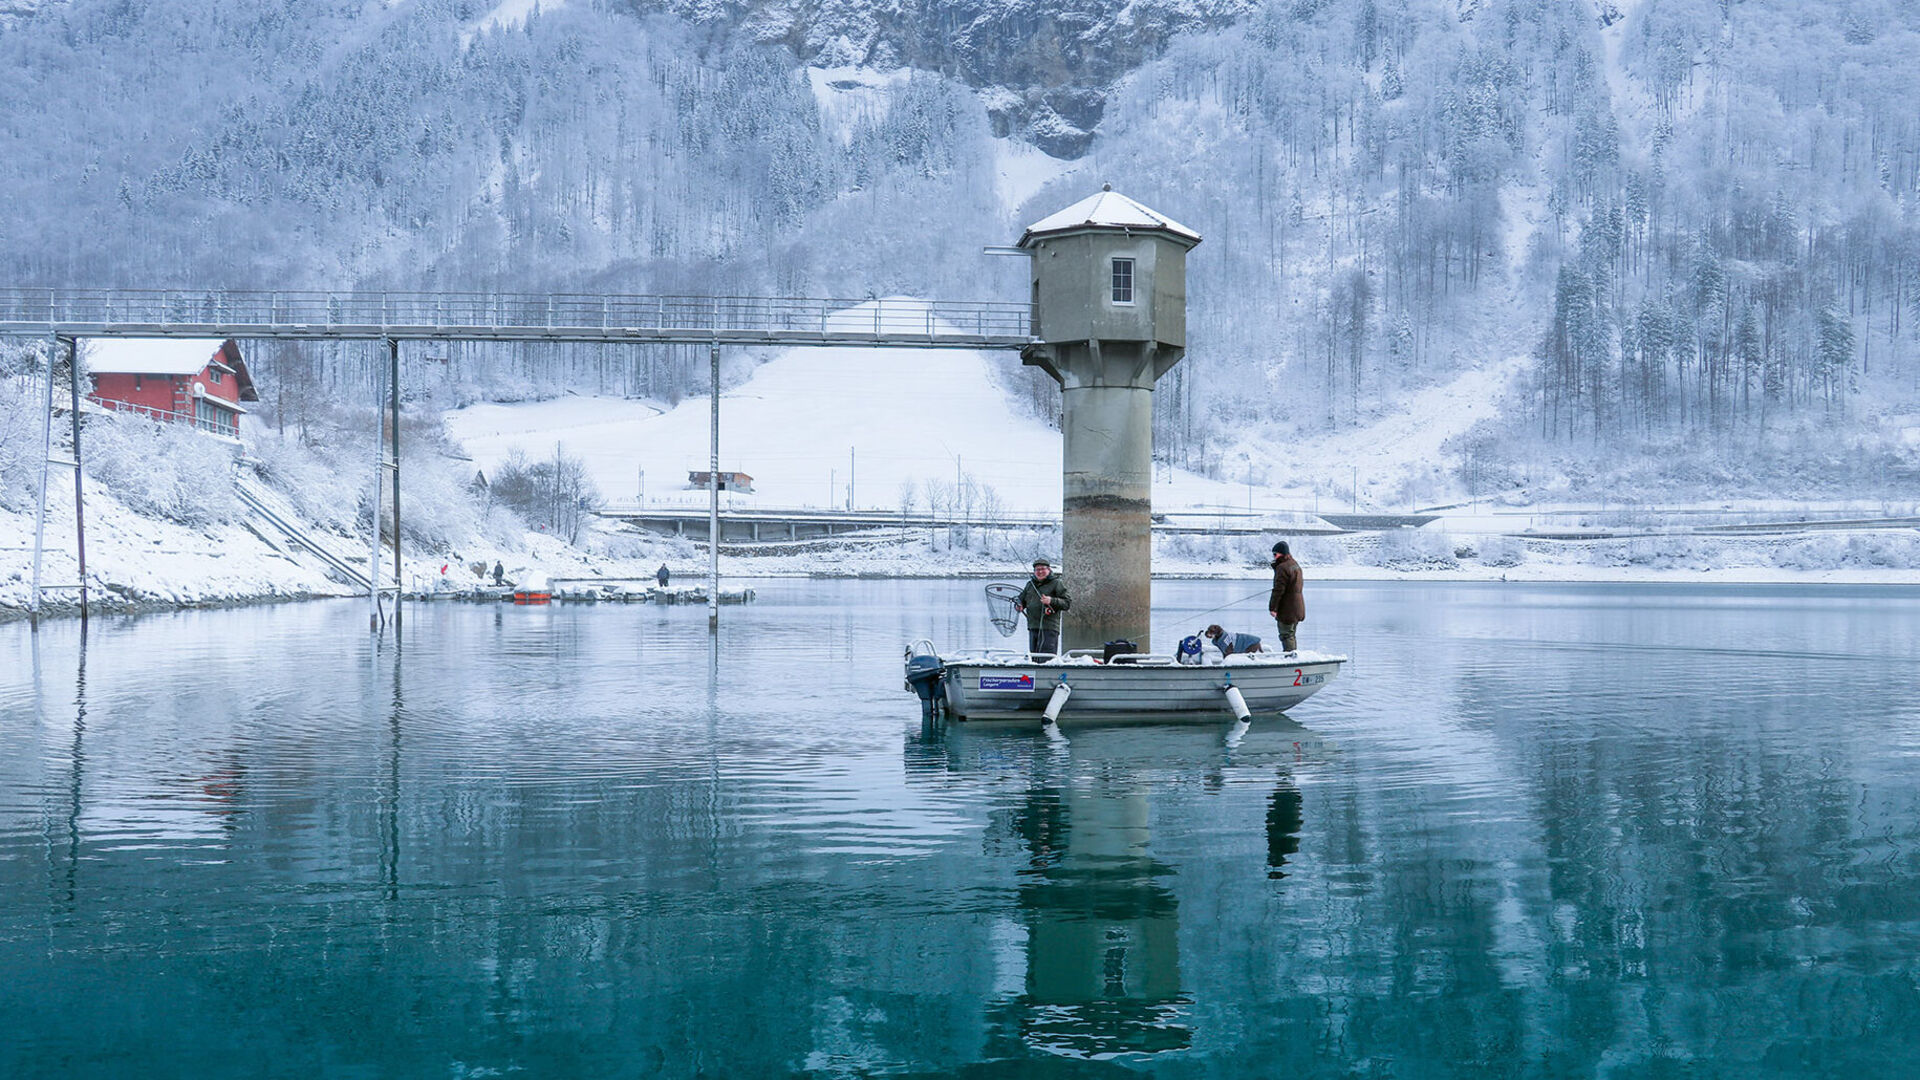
[1162,587,1272,626]
[988,583,1269,637]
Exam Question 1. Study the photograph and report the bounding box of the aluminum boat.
[905,641,1346,721]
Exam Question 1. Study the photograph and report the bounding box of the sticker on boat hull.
[979,673,1035,692]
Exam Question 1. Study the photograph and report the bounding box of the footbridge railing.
[0,288,1033,348]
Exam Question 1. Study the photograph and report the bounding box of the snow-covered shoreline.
[11,568,1918,625]
[11,515,1916,625]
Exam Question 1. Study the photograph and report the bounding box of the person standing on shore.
[1016,558,1071,656]
[1268,541,1305,653]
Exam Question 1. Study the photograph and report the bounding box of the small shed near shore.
[688,470,753,493]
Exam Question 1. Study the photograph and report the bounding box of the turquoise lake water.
[4,580,1919,1077]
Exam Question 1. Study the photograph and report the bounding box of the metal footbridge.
[3,285,1033,627]
[0,288,1031,348]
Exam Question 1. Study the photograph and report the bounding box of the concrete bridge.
[597,504,1344,543]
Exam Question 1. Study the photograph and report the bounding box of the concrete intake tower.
[1016,187,1200,652]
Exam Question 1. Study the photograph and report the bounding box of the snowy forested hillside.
[4,0,1919,506]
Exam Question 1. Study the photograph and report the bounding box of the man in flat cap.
[1016,557,1071,657]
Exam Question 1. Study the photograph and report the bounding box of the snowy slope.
[808,66,910,145]
[446,318,1265,514]
[461,0,564,45]
[1264,354,1533,510]
[443,291,1540,517]
[448,345,1066,511]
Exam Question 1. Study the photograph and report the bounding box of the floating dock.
[407,583,756,605]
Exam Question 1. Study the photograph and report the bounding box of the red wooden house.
[88,338,258,438]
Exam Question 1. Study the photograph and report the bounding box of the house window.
[210,367,223,384]
[134,375,142,390]
[1111,258,1135,304]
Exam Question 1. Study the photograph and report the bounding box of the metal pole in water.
[66,337,87,622]
[708,341,720,631]
[369,351,383,632]
[29,335,54,621]
[388,337,401,629]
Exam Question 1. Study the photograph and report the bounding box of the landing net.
[984,583,1023,638]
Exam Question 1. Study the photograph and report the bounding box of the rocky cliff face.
[629,0,1255,157]
[3,0,1244,155]
[0,0,58,31]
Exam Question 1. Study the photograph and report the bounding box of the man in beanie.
[1268,541,1305,652]
[1016,557,1071,656]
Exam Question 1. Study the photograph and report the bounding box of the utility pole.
[850,446,856,511]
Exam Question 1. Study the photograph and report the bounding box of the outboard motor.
[903,641,947,720]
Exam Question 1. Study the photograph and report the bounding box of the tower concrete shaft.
[1037,340,1183,651]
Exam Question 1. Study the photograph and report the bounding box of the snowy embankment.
[1,484,344,617]
[0,395,699,620]
[0,469,707,621]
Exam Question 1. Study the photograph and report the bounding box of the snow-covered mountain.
[631,0,1257,155]
[3,0,1918,508]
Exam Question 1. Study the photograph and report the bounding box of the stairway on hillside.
[233,475,372,592]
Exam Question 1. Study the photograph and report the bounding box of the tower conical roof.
[1018,187,1201,248]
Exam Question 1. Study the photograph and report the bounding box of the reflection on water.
[1267,782,1303,879]
[3,581,1920,1076]
[967,729,1193,1058]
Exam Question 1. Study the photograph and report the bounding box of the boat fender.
[1043,678,1072,723]
[1224,683,1251,721]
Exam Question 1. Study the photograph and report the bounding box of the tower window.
[1111,258,1135,304]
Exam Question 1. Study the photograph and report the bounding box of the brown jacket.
[1269,554,1305,624]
